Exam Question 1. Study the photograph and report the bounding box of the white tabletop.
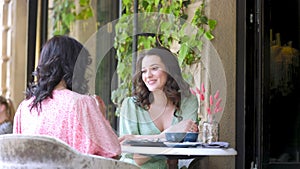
[121,145,237,157]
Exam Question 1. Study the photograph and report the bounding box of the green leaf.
[76,8,93,20]
[204,31,214,40]
[123,0,132,6]
[200,16,208,23]
[197,28,205,37]
[208,19,217,30]
[179,44,189,66]
[62,13,75,27]
[79,0,89,6]
[141,1,149,10]
[160,22,172,31]
[180,35,190,43]
[52,0,93,36]
[189,38,198,47]
[196,41,203,52]
[117,62,126,75]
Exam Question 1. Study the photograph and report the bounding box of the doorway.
[263,0,300,167]
[237,0,300,168]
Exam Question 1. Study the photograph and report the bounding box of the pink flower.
[196,87,201,95]
[200,93,205,101]
[215,107,222,113]
[214,90,220,99]
[207,107,211,115]
[210,96,214,105]
[190,88,196,95]
[215,98,222,108]
[201,83,205,93]
[190,82,223,123]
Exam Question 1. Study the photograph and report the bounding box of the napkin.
[202,142,229,148]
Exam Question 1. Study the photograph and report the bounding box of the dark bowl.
[165,132,186,142]
[183,132,199,142]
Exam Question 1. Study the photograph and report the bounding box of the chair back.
[0,134,140,169]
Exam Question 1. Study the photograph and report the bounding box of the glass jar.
[202,121,219,144]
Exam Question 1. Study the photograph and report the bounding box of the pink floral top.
[13,89,121,158]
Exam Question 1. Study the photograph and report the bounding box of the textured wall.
[207,0,236,168]
[187,0,236,168]
[0,0,27,109]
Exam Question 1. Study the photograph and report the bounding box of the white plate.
[163,141,202,148]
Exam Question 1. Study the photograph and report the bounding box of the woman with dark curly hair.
[118,46,199,168]
[13,35,120,158]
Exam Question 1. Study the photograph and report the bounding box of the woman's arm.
[74,96,121,158]
[118,97,198,166]
[91,95,106,117]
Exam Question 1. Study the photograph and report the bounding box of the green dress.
[119,94,198,169]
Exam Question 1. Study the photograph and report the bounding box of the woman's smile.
[141,55,167,91]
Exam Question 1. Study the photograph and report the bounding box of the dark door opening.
[264,0,300,165]
[238,0,300,168]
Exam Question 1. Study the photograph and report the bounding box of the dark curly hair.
[132,46,191,111]
[26,35,91,111]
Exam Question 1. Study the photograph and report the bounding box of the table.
[121,144,237,169]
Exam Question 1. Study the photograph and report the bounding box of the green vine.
[52,0,94,35]
[112,0,217,115]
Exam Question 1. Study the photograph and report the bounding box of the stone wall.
[0,0,27,109]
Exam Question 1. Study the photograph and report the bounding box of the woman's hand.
[118,134,162,144]
[118,134,137,144]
